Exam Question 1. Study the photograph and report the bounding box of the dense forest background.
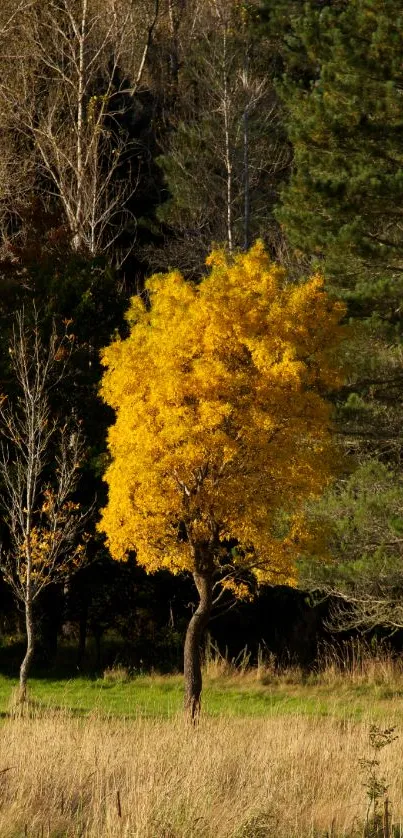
[0,0,402,675]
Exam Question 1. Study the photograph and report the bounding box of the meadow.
[0,647,403,836]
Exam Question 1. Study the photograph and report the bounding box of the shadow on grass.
[0,639,130,682]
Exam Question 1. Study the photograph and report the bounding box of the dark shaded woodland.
[0,0,402,676]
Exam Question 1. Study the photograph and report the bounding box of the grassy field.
[1,655,403,836]
[0,710,399,838]
[2,653,403,721]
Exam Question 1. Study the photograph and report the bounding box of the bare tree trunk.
[20,456,34,704]
[167,0,182,107]
[222,26,233,254]
[73,0,87,251]
[243,48,250,252]
[19,592,34,703]
[184,566,213,722]
[77,605,88,669]
[94,628,103,671]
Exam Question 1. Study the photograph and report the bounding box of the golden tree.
[99,242,345,717]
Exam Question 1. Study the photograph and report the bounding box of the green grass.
[1,670,403,721]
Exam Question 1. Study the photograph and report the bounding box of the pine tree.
[277,0,403,313]
[273,0,403,468]
[273,0,403,464]
[274,0,403,625]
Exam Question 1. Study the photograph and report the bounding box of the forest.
[0,0,402,833]
[0,0,403,838]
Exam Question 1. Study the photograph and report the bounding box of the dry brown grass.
[203,637,403,691]
[314,640,403,689]
[0,708,402,837]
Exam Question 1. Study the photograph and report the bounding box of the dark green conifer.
[277,0,403,316]
[270,0,403,625]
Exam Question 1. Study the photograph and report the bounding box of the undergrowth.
[0,640,402,835]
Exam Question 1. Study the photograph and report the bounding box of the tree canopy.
[99,243,345,580]
[0,0,401,680]
[273,0,403,630]
[277,0,403,302]
[99,241,346,711]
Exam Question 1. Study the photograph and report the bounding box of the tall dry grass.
[0,708,402,837]
[203,636,403,690]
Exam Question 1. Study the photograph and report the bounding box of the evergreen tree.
[273,0,403,462]
[299,461,403,633]
[277,0,403,313]
[273,0,403,627]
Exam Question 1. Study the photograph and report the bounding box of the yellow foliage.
[16,489,86,586]
[220,578,254,601]
[99,243,346,587]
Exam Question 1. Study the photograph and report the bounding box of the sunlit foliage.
[99,243,345,586]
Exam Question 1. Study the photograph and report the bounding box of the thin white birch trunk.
[73,0,88,251]
[243,48,250,252]
[222,26,233,255]
[19,585,34,702]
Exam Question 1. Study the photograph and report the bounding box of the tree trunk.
[222,26,233,254]
[73,0,87,252]
[167,0,180,108]
[19,595,34,702]
[94,629,103,671]
[243,47,250,252]
[184,567,213,722]
[77,605,88,669]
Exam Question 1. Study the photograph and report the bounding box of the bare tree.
[0,0,160,263]
[152,0,289,275]
[0,312,90,701]
[0,3,38,240]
